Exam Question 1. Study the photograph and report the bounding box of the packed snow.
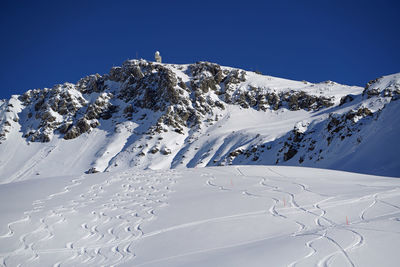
[0,166,399,266]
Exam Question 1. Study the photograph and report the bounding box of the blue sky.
[0,0,399,99]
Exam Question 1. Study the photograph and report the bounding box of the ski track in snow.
[6,145,57,184]
[0,170,178,266]
[226,167,399,267]
[264,168,361,267]
[1,167,400,266]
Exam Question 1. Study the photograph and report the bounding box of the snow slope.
[1,166,399,266]
[227,93,400,177]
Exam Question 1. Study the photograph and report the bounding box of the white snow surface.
[0,166,399,266]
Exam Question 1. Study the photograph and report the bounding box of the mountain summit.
[0,59,399,182]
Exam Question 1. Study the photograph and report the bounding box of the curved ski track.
[0,170,178,266]
[227,167,400,267]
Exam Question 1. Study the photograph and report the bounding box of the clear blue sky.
[0,0,399,100]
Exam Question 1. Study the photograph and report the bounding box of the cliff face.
[0,59,398,181]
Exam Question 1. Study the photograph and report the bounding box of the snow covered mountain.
[0,59,399,183]
[1,60,400,266]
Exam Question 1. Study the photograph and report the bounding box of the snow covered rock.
[363,73,400,100]
[0,59,399,180]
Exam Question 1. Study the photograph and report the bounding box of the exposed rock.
[150,147,160,154]
[284,148,298,161]
[339,94,355,106]
[64,118,91,140]
[363,76,400,100]
[77,74,106,94]
[161,147,171,155]
[85,167,99,174]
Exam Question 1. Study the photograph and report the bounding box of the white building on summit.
[155,51,162,63]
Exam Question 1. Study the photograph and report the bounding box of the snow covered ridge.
[0,59,399,180]
[0,60,360,143]
[222,73,400,171]
[363,73,400,99]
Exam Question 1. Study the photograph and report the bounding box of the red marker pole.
[346,216,349,225]
[283,198,286,207]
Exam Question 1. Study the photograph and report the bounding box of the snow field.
[0,170,179,266]
[1,166,399,266]
[131,166,400,267]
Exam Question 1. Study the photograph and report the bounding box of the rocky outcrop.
[363,75,400,100]
[223,104,377,166]
[19,84,87,142]
[7,59,348,143]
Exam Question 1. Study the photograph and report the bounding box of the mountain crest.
[0,59,398,179]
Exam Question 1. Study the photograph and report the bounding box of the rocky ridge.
[0,59,398,177]
[1,60,342,143]
[221,74,400,168]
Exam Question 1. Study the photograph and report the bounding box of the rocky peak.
[1,59,375,144]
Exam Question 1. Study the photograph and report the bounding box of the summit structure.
[155,51,162,63]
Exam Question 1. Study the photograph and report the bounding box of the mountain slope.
[0,60,399,182]
[225,75,400,176]
[1,166,400,266]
